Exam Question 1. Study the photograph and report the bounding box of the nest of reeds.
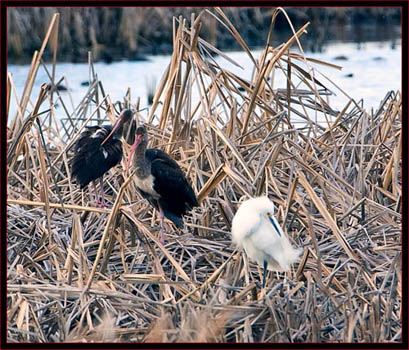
[7,8,401,343]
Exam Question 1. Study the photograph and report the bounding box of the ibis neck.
[133,140,151,178]
[113,119,131,140]
[116,124,124,137]
[109,123,124,141]
[122,118,135,145]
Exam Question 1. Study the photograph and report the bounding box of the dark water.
[7,7,401,64]
[249,22,401,53]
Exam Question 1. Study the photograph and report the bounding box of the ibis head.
[101,109,133,146]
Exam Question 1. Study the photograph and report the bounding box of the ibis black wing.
[74,126,100,152]
[146,149,183,171]
[71,126,123,188]
[147,149,198,221]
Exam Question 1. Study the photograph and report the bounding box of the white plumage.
[231,196,301,286]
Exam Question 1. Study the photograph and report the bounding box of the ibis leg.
[92,180,101,207]
[99,176,107,207]
[262,260,267,288]
[158,204,166,245]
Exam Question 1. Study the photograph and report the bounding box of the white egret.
[231,196,301,287]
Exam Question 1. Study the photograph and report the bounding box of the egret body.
[231,196,301,287]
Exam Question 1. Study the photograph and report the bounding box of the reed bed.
[7,8,402,343]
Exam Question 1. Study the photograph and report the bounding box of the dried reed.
[7,8,401,343]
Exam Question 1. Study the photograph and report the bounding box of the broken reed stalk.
[12,14,59,130]
[83,170,137,293]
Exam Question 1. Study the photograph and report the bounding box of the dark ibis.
[102,125,199,242]
[71,109,134,207]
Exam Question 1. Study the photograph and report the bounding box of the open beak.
[101,118,124,146]
[125,134,143,173]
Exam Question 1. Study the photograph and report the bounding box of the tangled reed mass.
[7,8,401,343]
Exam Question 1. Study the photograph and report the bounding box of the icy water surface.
[7,41,401,125]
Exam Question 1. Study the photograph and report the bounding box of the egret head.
[242,196,281,235]
[250,196,275,214]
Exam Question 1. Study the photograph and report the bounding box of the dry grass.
[7,8,401,343]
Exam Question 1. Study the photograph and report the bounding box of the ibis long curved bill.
[101,116,127,146]
[126,133,143,173]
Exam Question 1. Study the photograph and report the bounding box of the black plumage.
[71,125,122,188]
[103,125,198,241]
[70,109,133,206]
[140,148,199,228]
